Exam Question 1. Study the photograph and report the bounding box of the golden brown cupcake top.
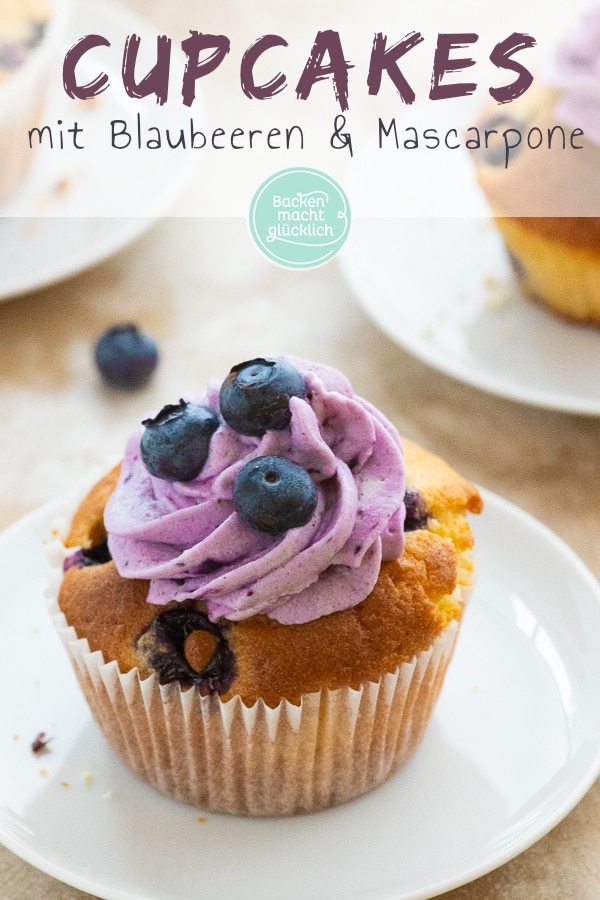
[59,439,481,706]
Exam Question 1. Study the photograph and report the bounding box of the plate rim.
[1,488,600,900]
[339,217,600,418]
[0,0,201,301]
[0,217,164,301]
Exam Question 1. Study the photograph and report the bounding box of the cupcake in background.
[473,6,600,325]
[0,0,69,203]
[0,0,49,82]
[47,356,482,817]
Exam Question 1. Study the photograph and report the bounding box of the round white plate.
[1,491,600,900]
[0,0,201,299]
[340,208,600,417]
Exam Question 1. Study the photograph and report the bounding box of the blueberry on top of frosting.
[219,358,306,436]
[141,400,219,482]
[104,356,406,625]
[233,456,318,535]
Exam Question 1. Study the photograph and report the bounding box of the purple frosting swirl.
[104,357,406,625]
[547,5,600,144]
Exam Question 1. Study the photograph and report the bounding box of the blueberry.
[219,358,305,436]
[63,540,112,572]
[141,400,219,482]
[233,456,317,535]
[404,489,429,532]
[508,251,528,280]
[135,608,236,693]
[476,115,523,167]
[95,324,159,390]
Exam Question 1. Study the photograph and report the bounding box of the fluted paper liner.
[46,498,461,816]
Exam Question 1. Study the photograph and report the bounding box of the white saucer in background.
[1,489,600,900]
[0,0,202,300]
[340,106,600,417]
[340,214,600,416]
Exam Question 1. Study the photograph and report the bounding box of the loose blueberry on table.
[94,323,159,389]
[141,400,219,482]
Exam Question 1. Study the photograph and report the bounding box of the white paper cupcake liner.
[45,499,461,816]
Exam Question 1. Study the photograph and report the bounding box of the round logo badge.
[248,167,351,269]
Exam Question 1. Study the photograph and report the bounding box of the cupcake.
[48,356,482,816]
[473,7,600,325]
[0,0,68,203]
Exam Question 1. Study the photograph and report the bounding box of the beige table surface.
[2,217,600,900]
[2,2,600,899]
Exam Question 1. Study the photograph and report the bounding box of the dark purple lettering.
[122,33,171,105]
[367,32,424,104]
[489,33,536,103]
[63,34,111,99]
[430,33,478,101]
[295,30,353,112]
[181,32,230,107]
[241,34,288,100]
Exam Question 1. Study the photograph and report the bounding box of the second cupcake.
[473,7,600,324]
[49,355,482,816]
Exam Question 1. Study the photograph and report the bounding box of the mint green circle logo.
[249,168,351,269]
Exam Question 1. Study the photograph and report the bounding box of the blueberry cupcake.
[48,356,482,816]
[0,0,67,203]
[0,0,50,82]
[473,8,600,324]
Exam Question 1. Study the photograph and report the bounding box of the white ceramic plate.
[340,213,600,417]
[0,0,201,299]
[1,490,600,900]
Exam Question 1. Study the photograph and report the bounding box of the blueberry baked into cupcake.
[49,356,482,816]
[473,7,600,324]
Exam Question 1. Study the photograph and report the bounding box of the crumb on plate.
[31,731,52,754]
